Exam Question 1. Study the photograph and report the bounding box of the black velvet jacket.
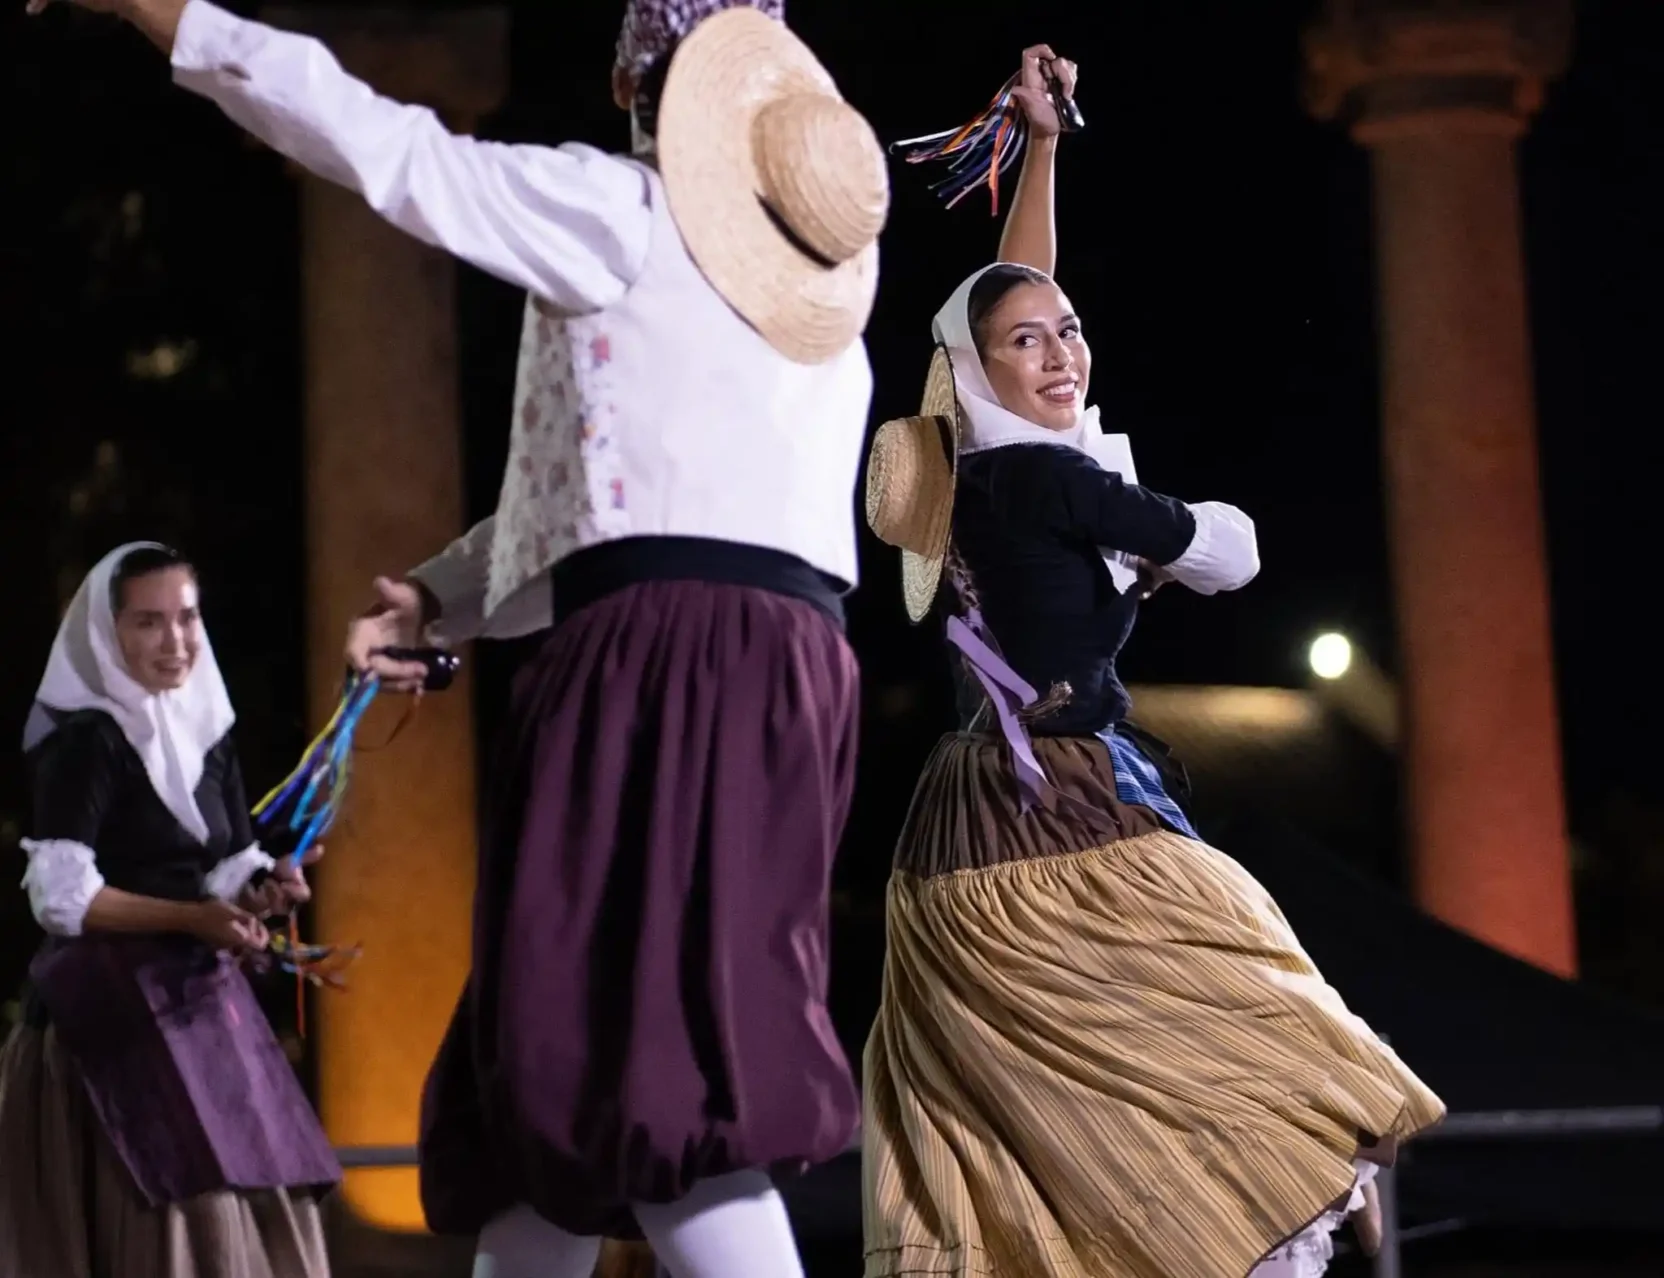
[27,708,252,903]
[950,443,1198,737]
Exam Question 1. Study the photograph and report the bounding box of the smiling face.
[974,279,1092,432]
[113,566,202,694]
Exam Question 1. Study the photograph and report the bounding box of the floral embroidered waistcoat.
[483,159,873,621]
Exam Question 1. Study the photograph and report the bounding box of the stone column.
[264,6,508,1231]
[1305,1,1577,975]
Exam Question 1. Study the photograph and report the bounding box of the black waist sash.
[549,536,846,630]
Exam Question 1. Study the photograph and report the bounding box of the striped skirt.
[862,733,1445,1278]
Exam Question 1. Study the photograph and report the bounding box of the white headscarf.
[934,264,1142,589]
[25,542,235,844]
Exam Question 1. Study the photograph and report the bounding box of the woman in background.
[0,542,340,1278]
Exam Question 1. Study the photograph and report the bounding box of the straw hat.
[657,7,890,364]
[865,347,961,622]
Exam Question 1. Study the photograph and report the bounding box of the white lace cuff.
[205,843,277,903]
[409,516,552,644]
[409,524,491,647]
[1166,501,1260,595]
[20,838,106,937]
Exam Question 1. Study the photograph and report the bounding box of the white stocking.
[470,1171,803,1278]
[471,1203,602,1278]
[634,1170,805,1278]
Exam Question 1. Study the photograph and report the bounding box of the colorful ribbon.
[253,930,363,990]
[247,673,379,1029]
[251,671,379,871]
[891,74,1030,214]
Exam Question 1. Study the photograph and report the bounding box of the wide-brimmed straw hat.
[865,347,961,622]
[657,7,890,364]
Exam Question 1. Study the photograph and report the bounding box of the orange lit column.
[1306,1,1577,975]
[265,6,507,1230]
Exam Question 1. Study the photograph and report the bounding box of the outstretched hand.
[27,0,188,54]
[1009,44,1079,140]
[344,577,432,693]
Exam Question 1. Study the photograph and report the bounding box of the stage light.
[1309,632,1353,680]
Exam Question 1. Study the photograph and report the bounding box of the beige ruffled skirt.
[0,1022,330,1278]
[863,733,1445,1278]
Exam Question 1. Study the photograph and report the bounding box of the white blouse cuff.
[205,844,278,903]
[1166,501,1261,596]
[20,838,106,937]
[170,0,238,64]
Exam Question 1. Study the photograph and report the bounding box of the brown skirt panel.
[893,733,1165,878]
[0,1024,329,1278]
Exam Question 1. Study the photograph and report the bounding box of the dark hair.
[631,49,675,140]
[110,545,194,615]
[965,263,1052,358]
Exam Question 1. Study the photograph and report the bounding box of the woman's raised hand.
[1010,45,1079,140]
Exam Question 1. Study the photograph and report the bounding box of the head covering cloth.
[25,541,233,844]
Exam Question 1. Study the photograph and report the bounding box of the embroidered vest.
[483,158,873,622]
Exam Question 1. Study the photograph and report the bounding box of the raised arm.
[999,137,1056,275]
[48,0,651,312]
[998,46,1077,276]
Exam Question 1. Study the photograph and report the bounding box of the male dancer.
[33,1,888,1274]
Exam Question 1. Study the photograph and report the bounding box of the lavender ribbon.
[945,608,1050,812]
[946,607,1127,839]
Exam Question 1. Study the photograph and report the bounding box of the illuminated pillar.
[1306,1,1577,975]
[265,5,508,1229]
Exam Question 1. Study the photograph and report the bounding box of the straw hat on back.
[657,6,890,364]
[865,347,961,622]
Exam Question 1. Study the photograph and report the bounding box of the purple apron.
[29,934,341,1206]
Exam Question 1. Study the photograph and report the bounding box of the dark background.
[4,0,1663,1014]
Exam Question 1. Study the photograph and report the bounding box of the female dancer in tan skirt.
[861,47,1445,1278]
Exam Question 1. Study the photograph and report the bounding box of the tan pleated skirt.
[862,733,1445,1278]
[0,1023,331,1278]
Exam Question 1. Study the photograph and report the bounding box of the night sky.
[4,0,1663,1006]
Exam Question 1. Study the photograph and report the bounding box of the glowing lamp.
[1308,632,1353,681]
